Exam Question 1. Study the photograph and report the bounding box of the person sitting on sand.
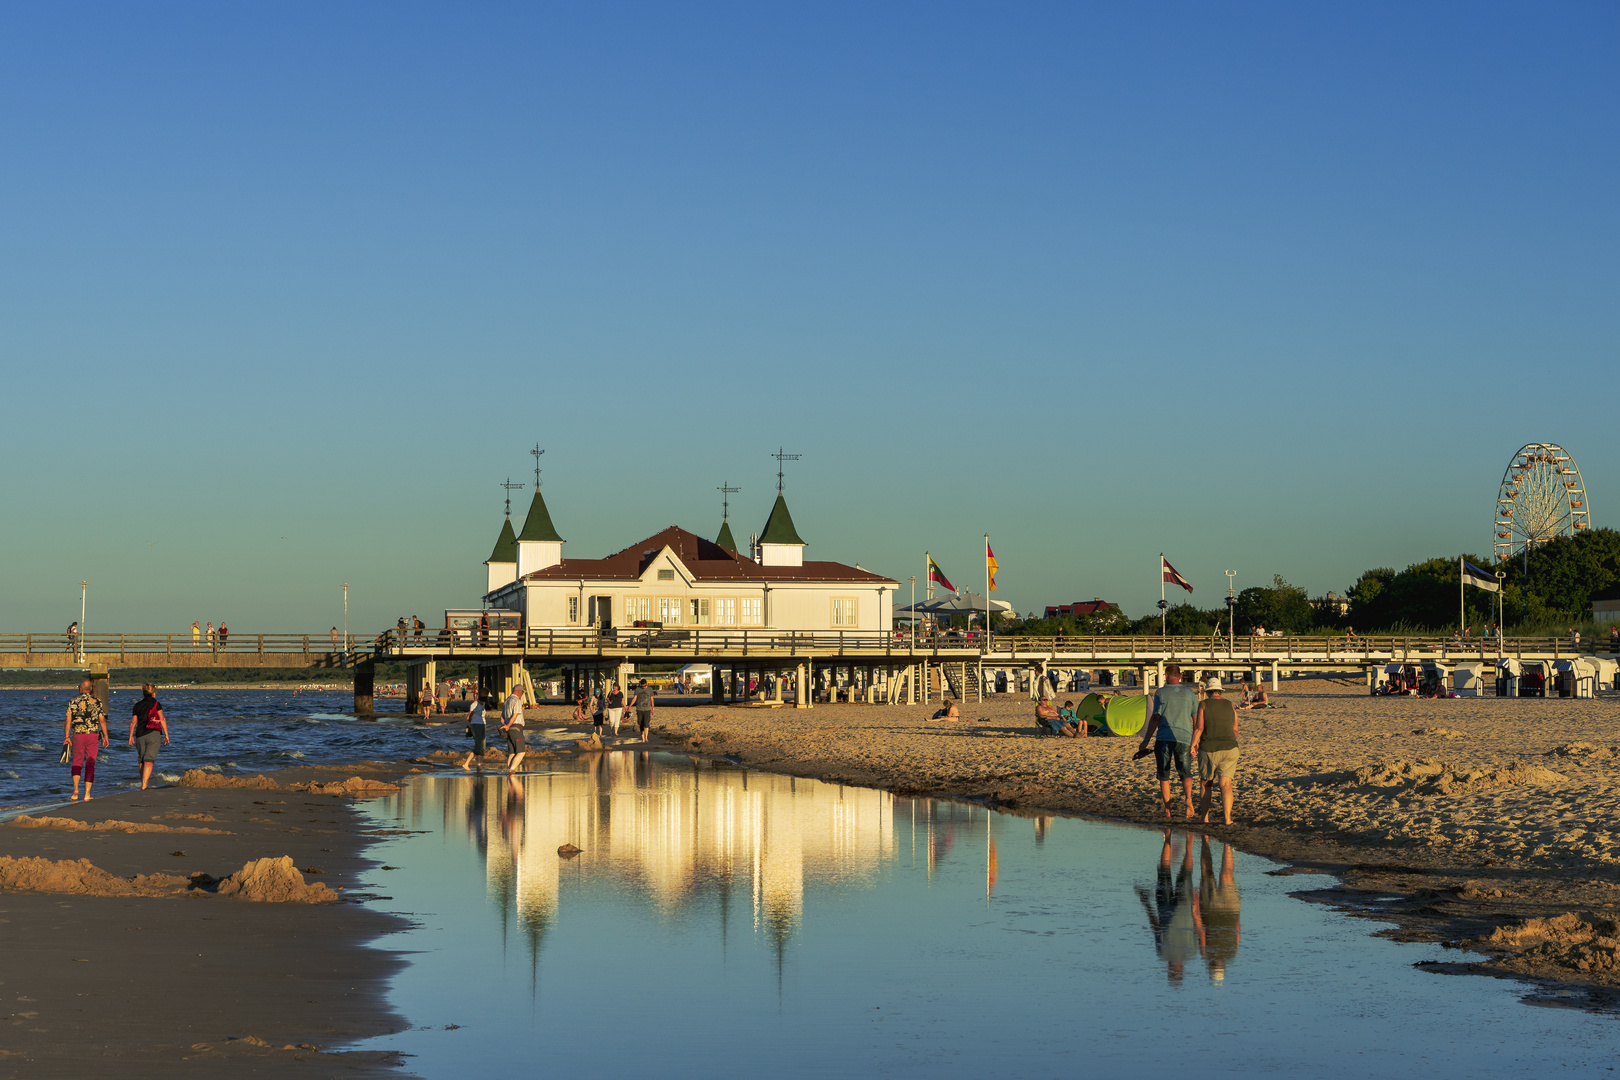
[1055,700,1088,738]
[461,696,488,771]
[1239,683,1268,709]
[929,701,962,721]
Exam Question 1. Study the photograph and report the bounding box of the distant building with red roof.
[1045,599,1118,619]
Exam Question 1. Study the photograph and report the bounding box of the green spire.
[487,516,517,563]
[758,493,804,546]
[517,490,564,543]
[716,519,738,553]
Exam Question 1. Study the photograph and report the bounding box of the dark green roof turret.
[518,491,564,543]
[758,493,804,546]
[715,519,739,553]
[487,516,517,563]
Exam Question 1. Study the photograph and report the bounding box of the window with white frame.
[689,598,710,625]
[625,596,652,623]
[658,597,684,625]
[714,597,737,625]
[657,568,674,581]
[740,597,763,626]
[567,596,580,624]
[832,598,857,627]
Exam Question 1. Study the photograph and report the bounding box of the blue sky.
[2,2,1615,631]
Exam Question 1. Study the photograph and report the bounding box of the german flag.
[986,540,999,592]
[928,555,955,593]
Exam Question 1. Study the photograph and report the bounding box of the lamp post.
[78,581,87,663]
[342,583,349,653]
[1224,570,1237,652]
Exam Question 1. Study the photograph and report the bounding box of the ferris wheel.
[1494,443,1591,560]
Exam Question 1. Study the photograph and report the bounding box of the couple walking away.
[1135,664,1241,824]
[63,681,171,799]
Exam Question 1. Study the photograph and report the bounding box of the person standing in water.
[500,685,527,773]
[63,678,109,801]
[1198,836,1242,983]
[630,679,656,743]
[461,695,488,771]
[128,684,170,790]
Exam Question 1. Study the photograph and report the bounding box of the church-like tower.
[485,515,517,593]
[755,493,805,567]
[515,489,564,579]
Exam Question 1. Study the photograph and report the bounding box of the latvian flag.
[928,556,955,593]
[1462,560,1500,592]
[1162,556,1193,594]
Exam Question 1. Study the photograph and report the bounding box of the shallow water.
[0,688,474,806]
[359,754,1618,1078]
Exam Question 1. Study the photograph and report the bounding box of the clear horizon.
[2,3,1614,631]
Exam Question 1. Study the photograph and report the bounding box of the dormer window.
[657,569,674,581]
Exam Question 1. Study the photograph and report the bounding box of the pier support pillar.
[711,666,722,703]
[353,661,375,714]
[1270,660,1279,692]
[794,663,809,709]
[87,666,109,715]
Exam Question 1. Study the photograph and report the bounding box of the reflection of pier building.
[471,759,896,940]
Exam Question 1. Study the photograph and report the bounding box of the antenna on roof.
[500,477,525,517]
[717,481,741,521]
[530,444,545,489]
[771,447,801,493]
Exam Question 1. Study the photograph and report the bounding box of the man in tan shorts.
[1191,678,1240,825]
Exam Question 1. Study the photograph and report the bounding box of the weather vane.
[500,477,525,516]
[771,447,801,493]
[717,481,741,521]
[530,444,545,488]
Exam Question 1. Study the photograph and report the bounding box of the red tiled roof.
[1045,599,1118,617]
[517,526,896,585]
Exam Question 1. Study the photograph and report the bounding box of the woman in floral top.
[63,679,110,801]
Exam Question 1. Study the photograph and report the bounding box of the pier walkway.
[7,629,1612,712]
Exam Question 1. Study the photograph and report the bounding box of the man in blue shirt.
[1135,664,1199,819]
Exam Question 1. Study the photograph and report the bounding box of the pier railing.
[0,632,380,659]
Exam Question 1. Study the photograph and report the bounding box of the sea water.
[357,753,1619,1078]
[0,687,474,807]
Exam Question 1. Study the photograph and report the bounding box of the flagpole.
[1459,556,1464,640]
[984,533,990,641]
[1160,553,1167,638]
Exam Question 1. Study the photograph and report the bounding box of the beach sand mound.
[1483,912,1620,974]
[0,856,190,897]
[1315,759,1565,797]
[300,776,400,797]
[178,769,283,790]
[1547,743,1620,759]
[7,814,232,835]
[1410,727,1466,739]
[213,856,337,903]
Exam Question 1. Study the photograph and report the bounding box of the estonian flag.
[1462,561,1500,593]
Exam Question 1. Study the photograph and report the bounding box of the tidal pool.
[359,753,1616,1077]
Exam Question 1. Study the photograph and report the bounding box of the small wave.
[2,770,18,779]
[20,743,45,751]
[158,773,181,783]
[198,764,223,773]
[277,750,306,758]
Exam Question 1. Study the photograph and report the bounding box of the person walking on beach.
[461,695,488,771]
[500,685,527,772]
[63,679,109,801]
[631,679,655,743]
[192,621,201,651]
[1135,664,1198,819]
[128,684,170,790]
[1191,679,1240,826]
[606,683,625,737]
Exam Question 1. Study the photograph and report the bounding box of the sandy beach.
[0,761,418,1079]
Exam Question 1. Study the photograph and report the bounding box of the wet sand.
[0,761,419,1079]
[594,677,1620,997]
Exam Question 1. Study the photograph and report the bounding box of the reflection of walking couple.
[1135,831,1241,984]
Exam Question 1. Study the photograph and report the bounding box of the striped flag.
[928,555,955,593]
[1162,556,1193,594]
[1462,560,1500,592]
[986,540,999,592]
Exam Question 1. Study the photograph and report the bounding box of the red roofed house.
[481,486,898,633]
[1044,599,1118,619]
